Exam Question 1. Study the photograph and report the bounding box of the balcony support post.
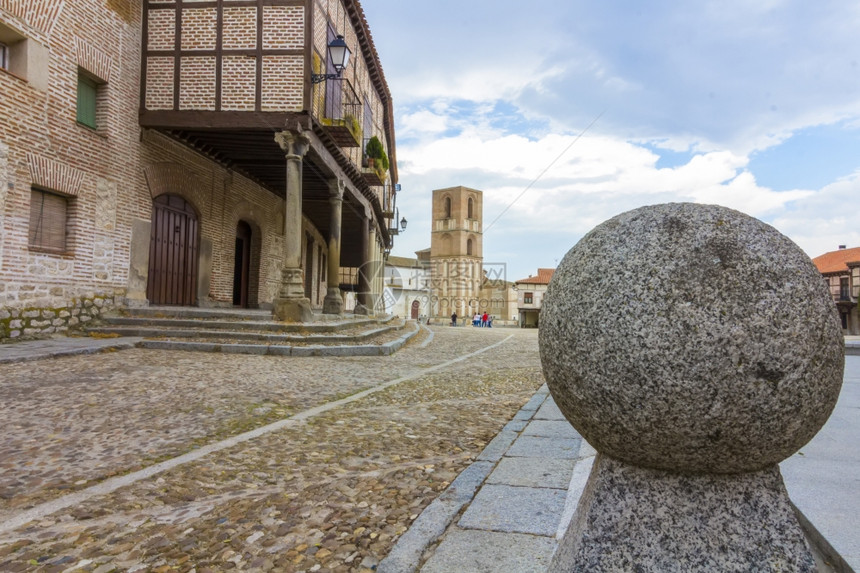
[273,128,313,322]
[354,214,374,315]
[323,178,345,314]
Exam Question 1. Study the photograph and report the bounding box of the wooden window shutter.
[29,189,68,251]
[77,73,97,128]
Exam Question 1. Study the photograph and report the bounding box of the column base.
[323,290,344,315]
[353,303,372,316]
[273,297,313,322]
[551,454,815,572]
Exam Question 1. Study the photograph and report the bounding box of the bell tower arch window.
[468,197,474,219]
[444,196,452,219]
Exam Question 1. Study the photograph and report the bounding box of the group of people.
[449,312,493,327]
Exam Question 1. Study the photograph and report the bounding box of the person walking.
[451,312,458,327]
[481,312,488,327]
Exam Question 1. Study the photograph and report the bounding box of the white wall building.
[383,255,432,320]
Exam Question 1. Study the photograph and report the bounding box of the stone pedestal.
[552,455,815,572]
[273,268,312,322]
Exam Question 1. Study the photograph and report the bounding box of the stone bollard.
[539,203,844,572]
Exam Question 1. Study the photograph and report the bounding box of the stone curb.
[136,322,420,357]
[377,387,552,573]
[792,503,856,573]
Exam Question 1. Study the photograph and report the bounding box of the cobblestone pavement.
[0,326,544,572]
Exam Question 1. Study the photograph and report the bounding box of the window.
[77,71,98,129]
[467,238,473,256]
[29,188,69,252]
[524,292,533,304]
[0,42,8,70]
[852,267,859,298]
[444,197,451,218]
[468,197,474,219]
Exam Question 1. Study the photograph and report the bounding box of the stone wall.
[0,292,118,340]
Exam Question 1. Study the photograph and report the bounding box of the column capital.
[327,178,345,201]
[274,127,311,160]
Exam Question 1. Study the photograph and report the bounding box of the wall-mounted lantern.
[311,35,351,84]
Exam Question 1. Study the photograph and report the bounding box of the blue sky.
[360,0,860,282]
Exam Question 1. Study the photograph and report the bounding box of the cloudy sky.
[360,0,860,282]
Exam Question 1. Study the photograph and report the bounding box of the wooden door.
[147,195,199,306]
[411,300,420,320]
[233,221,251,307]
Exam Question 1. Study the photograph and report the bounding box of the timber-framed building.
[0,0,399,339]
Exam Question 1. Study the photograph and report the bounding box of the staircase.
[86,307,420,356]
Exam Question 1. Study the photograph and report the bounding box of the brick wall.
[144,3,305,114]
[0,0,333,341]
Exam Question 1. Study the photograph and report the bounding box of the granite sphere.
[539,203,844,474]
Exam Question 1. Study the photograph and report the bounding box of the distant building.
[515,268,555,328]
[382,254,431,320]
[813,246,860,334]
[384,186,516,324]
[429,186,484,320]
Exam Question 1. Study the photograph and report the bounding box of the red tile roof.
[516,268,555,285]
[812,247,860,274]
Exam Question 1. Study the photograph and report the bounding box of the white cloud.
[365,1,860,278]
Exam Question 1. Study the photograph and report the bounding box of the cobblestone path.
[0,327,544,572]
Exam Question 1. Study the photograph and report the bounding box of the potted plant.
[365,136,389,180]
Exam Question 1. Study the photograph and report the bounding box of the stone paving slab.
[486,458,575,489]
[506,436,582,459]
[521,420,579,439]
[421,529,556,573]
[533,399,565,420]
[458,485,568,536]
[475,431,519,462]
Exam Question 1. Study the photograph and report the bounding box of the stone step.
[87,321,405,344]
[116,306,273,321]
[99,315,390,333]
[134,321,420,356]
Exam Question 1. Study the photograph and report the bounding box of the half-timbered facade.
[813,246,860,335]
[0,0,398,339]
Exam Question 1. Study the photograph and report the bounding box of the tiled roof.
[386,255,420,268]
[812,247,860,274]
[516,268,555,285]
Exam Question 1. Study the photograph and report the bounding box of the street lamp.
[311,35,351,84]
[400,217,407,231]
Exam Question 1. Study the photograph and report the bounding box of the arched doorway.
[147,195,199,306]
[411,299,420,319]
[233,221,252,307]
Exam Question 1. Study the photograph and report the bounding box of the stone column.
[367,225,380,313]
[354,216,372,315]
[272,128,313,322]
[323,179,345,314]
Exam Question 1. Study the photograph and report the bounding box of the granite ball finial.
[539,203,844,474]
